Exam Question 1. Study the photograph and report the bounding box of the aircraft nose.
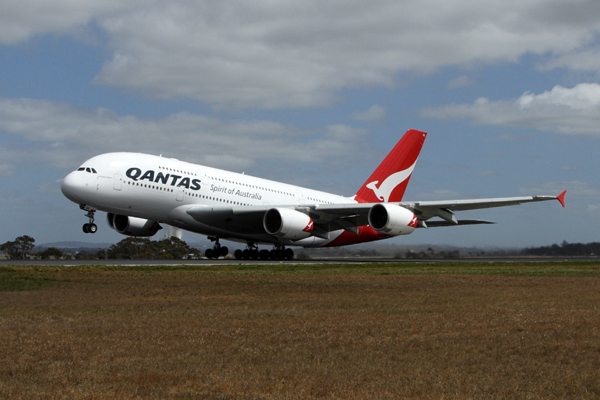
[61,172,83,203]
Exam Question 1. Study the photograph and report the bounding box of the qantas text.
[126,168,201,190]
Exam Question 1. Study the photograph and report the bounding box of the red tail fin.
[355,129,427,203]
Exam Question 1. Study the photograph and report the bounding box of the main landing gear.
[80,205,97,234]
[234,244,294,260]
[204,237,228,259]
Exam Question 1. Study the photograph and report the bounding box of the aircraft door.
[113,174,122,191]
[295,190,305,205]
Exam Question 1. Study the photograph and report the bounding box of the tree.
[156,237,198,259]
[39,247,63,260]
[106,236,201,259]
[107,237,153,259]
[1,235,35,259]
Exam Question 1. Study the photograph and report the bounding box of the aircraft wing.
[399,191,566,225]
[186,191,565,237]
[186,204,373,238]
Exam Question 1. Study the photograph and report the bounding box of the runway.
[2,256,595,267]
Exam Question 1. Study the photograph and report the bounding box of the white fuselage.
[61,152,357,247]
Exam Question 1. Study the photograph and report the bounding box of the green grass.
[90,260,600,277]
[0,267,57,291]
[2,261,600,284]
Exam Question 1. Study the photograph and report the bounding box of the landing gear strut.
[205,237,228,259]
[80,205,97,234]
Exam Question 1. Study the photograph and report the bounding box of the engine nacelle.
[368,203,417,236]
[107,213,162,237]
[263,208,314,240]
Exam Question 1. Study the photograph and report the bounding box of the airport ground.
[1,261,599,399]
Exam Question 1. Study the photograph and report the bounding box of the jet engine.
[107,213,162,237]
[263,208,314,240]
[368,203,417,236]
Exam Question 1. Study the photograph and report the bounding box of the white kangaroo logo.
[366,160,417,202]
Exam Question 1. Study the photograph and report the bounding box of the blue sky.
[1,1,599,248]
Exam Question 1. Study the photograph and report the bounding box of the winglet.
[557,190,566,208]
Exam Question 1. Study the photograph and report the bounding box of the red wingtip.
[557,190,566,208]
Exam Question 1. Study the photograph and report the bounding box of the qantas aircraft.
[61,129,566,260]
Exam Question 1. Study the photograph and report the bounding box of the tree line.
[522,241,600,257]
[1,235,201,260]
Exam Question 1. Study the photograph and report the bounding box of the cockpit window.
[78,167,98,173]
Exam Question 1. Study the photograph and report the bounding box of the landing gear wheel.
[206,237,228,259]
[80,207,97,234]
[284,248,294,260]
[234,249,243,260]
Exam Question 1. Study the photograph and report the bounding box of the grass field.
[1,262,599,399]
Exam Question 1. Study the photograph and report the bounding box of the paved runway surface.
[2,256,595,267]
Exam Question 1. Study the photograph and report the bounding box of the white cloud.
[0,96,369,174]
[421,83,600,137]
[540,48,600,73]
[4,1,600,109]
[352,104,386,121]
[0,1,145,44]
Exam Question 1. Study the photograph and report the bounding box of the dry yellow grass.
[1,266,599,399]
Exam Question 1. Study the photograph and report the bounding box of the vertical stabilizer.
[355,129,427,203]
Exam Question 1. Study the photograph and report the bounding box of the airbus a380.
[61,129,566,260]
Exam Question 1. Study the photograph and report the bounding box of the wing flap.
[421,219,496,228]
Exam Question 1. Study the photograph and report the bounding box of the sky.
[0,0,599,248]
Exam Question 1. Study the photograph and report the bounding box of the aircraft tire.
[259,250,270,260]
[82,224,90,233]
[205,249,213,259]
[284,248,294,260]
[234,249,243,260]
[89,223,98,234]
[220,246,229,257]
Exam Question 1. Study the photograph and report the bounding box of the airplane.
[61,129,566,260]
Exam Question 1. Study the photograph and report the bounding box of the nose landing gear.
[80,205,98,234]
